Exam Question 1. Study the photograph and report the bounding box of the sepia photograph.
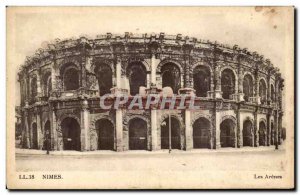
[6,6,294,189]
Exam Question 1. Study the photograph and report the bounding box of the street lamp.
[168,114,171,153]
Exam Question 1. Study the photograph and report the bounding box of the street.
[16,147,286,172]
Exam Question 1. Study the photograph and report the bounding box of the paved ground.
[15,146,286,172]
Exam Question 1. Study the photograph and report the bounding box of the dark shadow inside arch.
[221,69,235,99]
[127,62,146,96]
[30,77,37,103]
[259,121,266,146]
[43,120,51,150]
[61,63,80,91]
[31,123,38,149]
[220,119,235,148]
[61,117,81,151]
[43,71,52,99]
[259,79,267,104]
[271,122,274,145]
[95,119,114,150]
[193,66,210,97]
[243,74,253,102]
[95,63,113,96]
[161,116,181,149]
[129,118,147,150]
[243,120,253,146]
[193,117,210,148]
[161,63,181,94]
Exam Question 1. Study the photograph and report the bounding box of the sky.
[7,6,294,127]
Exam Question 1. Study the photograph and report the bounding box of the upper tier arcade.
[18,32,284,109]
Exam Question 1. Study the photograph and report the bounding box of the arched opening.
[161,63,181,94]
[30,77,37,102]
[259,79,267,104]
[129,118,148,150]
[271,84,275,102]
[243,120,253,146]
[193,117,210,148]
[61,117,81,151]
[63,66,79,91]
[161,116,181,149]
[271,122,274,145]
[43,120,51,150]
[31,123,38,149]
[127,62,146,96]
[243,74,253,102]
[95,64,113,96]
[221,69,235,99]
[259,121,266,146]
[95,119,114,150]
[193,66,210,97]
[220,119,235,147]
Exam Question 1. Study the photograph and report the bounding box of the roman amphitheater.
[17,33,284,151]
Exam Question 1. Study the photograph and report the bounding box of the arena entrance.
[193,118,210,148]
[129,118,148,150]
[259,121,266,146]
[32,123,38,149]
[95,119,114,150]
[243,120,253,146]
[220,119,235,148]
[161,117,181,150]
[61,117,81,151]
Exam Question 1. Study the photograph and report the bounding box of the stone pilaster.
[184,109,193,150]
[236,58,245,102]
[115,109,123,151]
[278,112,283,145]
[80,99,90,151]
[252,68,261,104]
[151,54,157,86]
[116,58,121,88]
[51,64,57,91]
[36,71,42,100]
[151,109,158,150]
[215,109,221,149]
[80,37,89,89]
[23,106,31,149]
[236,104,242,148]
[254,108,259,147]
[266,113,271,146]
[267,73,271,105]
[36,107,43,149]
[146,72,150,88]
[50,106,57,150]
[274,110,279,149]
[208,62,222,99]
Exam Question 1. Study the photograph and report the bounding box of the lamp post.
[169,114,171,153]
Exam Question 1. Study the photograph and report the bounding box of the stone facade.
[17,33,284,151]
